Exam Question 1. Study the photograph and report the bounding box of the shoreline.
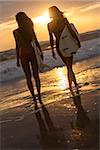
[0,29,100,53]
[0,55,100,85]
[0,37,100,83]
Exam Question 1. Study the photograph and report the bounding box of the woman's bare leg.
[21,60,37,103]
[34,73,43,105]
[67,68,74,95]
[31,60,43,105]
[66,56,79,95]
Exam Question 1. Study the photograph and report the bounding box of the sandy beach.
[1,90,99,150]
[0,55,100,150]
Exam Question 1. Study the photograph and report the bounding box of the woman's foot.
[34,102,38,110]
[32,98,38,109]
[39,99,44,107]
[71,91,75,97]
[40,101,44,107]
[69,86,74,97]
[38,95,44,107]
[75,85,80,95]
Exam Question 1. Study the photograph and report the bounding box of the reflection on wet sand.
[72,95,90,129]
[35,106,67,150]
[35,95,92,150]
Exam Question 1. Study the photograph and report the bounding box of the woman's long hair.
[49,6,64,20]
[16,12,33,43]
[49,6,72,33]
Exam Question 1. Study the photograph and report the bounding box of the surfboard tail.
[39,63,51,72]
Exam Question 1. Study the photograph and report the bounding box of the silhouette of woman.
[48,6,81,95]
[13,12,43,107]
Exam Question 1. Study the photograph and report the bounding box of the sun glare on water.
[57,67,68,90]
[33,11,51,24]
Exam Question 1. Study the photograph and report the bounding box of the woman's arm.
[13,30,20,67]
[47,23,56,59]
[32,30,43,59]
[33,30,41,51]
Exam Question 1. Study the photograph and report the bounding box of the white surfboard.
[31,40,50,72]
[59,24,80,57]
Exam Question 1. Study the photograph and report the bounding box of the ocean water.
[0,38,100,83]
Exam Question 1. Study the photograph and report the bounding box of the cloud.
[0,20,17,31]
[1,2,99,32]
[80,3,100,12]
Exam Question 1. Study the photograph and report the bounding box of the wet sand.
[1,90,99,150]
[0,56,100,150]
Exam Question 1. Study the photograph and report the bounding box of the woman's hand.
[40,52,44,60]
[41,53,44,60]
[17,60,20,67]
[52,51,56,59]
[78,41,81,48]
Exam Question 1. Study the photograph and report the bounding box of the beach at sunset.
[0,1,100,150]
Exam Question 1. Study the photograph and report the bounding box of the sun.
[32,11,51,24]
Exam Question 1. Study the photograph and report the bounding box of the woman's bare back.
[48,18,66,40]
[13,29,35,58]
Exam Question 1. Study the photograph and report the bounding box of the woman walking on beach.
[13,12,43,107]
[48,6,81,95]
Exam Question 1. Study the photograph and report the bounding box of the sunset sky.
[0,0,100,51]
